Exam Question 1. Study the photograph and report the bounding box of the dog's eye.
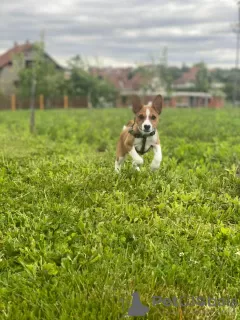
[138,114,144,120]
[151,115,156,120]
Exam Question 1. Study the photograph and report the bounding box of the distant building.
[89,67,166,107]
[0,41,64,95]
[173,66,200,90]
[90,66,222,108]
[169,91,224,108]
[173,66,225,91]
[170,66,225,108]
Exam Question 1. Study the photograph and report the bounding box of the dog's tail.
[122,120,134,131]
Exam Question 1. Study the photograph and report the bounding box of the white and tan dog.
[115,94,163,172]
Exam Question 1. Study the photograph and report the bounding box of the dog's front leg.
[150,144,162,171]
[115,156,126,173]
[132,161,141,171]
[123,135,143,171]
[129,147,144,170]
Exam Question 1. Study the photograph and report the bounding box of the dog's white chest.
[134,134,157,154]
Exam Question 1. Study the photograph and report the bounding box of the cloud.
[0,0,238,67]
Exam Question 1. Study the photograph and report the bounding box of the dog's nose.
[144,124,151,131]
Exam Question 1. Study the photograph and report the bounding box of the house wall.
[209,97,225,108]
[0,48,62,95]
[116,95,131,107]
[0,49,34,95]
[24,49,35,62]
[0,65,18,95]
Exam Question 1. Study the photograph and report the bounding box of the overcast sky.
[0,0,238,68]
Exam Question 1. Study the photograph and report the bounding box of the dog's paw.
[132,162,141,171]
[134,157,144,166]
[150,161,160,171]
[115,161,121,173]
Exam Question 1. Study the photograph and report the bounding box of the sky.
[0,0,239,68]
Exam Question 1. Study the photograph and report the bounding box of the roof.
[0,42,33,69]
[173,66,200,85]
[0,42,64,70]
[89,67,146,91]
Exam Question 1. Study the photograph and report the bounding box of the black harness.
[128,119,156,155]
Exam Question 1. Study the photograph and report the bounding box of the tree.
[135,47,173,97]
[224,69,240,102]
[181,63,190,73]
[158,47,172,96]
[13,36,65,132]
[195,62,210,92]
[16,41,65,103]
[168,66,183,83]
[66,55,118,107]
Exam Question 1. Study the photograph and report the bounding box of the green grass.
[0,107,240,319]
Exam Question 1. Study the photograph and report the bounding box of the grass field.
[0,107,240,319]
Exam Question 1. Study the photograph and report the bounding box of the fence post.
[11,94,16,111]
[40,94,44,110]
[64,95,68,109]
[87,92,92,109]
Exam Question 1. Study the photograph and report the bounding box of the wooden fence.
[0,95,89,111]
[0,94,225,111]
[116,94,225,108]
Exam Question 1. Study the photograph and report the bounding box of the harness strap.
[128,119,156,155]
[140,136,147,155]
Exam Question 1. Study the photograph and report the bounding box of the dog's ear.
[152,95,163,114]
[132,95,142,114]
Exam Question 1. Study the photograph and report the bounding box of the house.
[170,91,211,108]
[0,41,64,95]
[171,66,225,108]
[89,67,166,107]
[173,66,225,91]
[90,66,225,108]
[173,66,200,90]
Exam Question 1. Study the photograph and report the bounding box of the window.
[121,96,127,104]
[25,61,33,68]
[14,80,19,88]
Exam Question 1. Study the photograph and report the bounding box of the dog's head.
[131,94,163,134]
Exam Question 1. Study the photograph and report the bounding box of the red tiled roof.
[90,67,146,91]
[0,42,33,69]
[174,66,200,85]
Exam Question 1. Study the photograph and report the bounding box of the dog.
[115,94,163,172]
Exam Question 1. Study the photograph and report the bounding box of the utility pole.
[233,1,240,106]
[29,74,36,133]
[30,30,45,133]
